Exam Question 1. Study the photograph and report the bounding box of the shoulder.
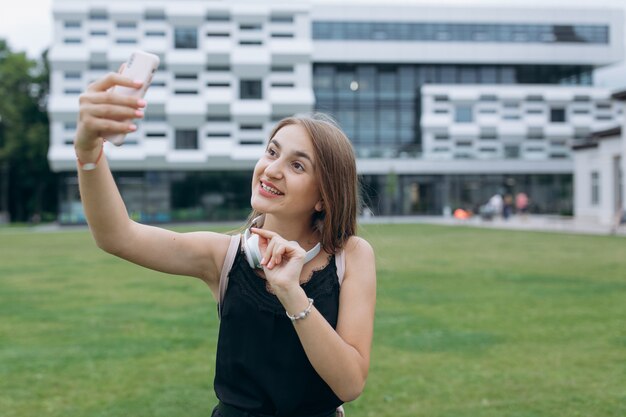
[343,235,374,260]
[341,235,375,284]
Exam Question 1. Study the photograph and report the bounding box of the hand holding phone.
[104,50,160,146]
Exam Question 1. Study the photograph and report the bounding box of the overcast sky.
[1,0,625,88]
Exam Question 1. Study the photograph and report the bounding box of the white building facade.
[48,0,624,223]
[572,91,626,227]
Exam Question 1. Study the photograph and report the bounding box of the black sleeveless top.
[214,247,343,416]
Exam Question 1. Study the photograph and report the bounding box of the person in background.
[515,192,529,220]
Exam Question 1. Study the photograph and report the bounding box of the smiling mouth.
[260,181,284,196]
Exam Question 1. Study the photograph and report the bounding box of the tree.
[0,39,55,223]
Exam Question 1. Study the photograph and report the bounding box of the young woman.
[74,72,376,417]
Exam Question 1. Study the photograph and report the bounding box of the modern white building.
[47,0,625,223]
[572,90,625,227]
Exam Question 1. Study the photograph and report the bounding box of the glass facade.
[59,171,253,224]
[314,63,591,157]
[361,174,573,216]
[313,21,609,44]
[174,27,198,49]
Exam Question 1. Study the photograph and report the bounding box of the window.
[64,38,82,44]
[89,63,108,70]
[206,14,230,22]
[240,24,262,31]
[271,82,294,88]
[528,127,544,140]
[64,21,81,28]
[175,129,198,149]
[64,72,81,80]
[206,115,231,122]
[550,108,566,123]
[480,129,497,140]
[240,80,262,99]
[271,66,294,73]
[145,113,166,122]
[478,108,497,114]
[240,139,264,146]
[117,22,137,29]
[271,33,294,38]
[455,106,473,123]
[175,74,198,80]
[206,132,231,138]
[591,171,600,205]
[89,9,108,20]
[174,27,197,49]
[145,10,166,21]
[270,15,294,23]
[240,124,263,131]
[146,31,166,37]
[206,65,231,72]
[504,145,520,159]
[206,82,231,87]
[479,94,497,102]
[239,40,263,46]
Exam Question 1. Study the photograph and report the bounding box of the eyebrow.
[269,138,315,167]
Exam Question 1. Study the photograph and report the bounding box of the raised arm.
[74,72,229,297]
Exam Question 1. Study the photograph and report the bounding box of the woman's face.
[251,123,322,219]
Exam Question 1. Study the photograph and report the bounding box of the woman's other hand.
[250,227,306,294]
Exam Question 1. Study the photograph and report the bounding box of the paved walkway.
[4,215,625,237]
[359,214,626,236]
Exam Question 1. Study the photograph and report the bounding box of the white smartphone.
[104,50,160,146]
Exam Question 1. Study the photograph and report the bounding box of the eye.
[266,147,277,157]
[292,161,305,172]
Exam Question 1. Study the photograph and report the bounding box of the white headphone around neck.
[243,216,321,269]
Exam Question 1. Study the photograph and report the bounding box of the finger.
[271,244,287,267]
[87,72,143,93]
[118,62,126,73]
[267,242,282,268]
[87,103,144,121]
[250,227,278,239]
[261,238,276,266]
[81,91,146,109]
[84,117,137,135]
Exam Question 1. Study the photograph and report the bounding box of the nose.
[264,158,284,179]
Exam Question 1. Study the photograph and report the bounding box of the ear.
[315,200,324,212]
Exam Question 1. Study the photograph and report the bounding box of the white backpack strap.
[335,249,346,286]
[334,251,347,416]
[218,234,242,319]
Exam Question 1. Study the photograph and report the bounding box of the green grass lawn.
[1,224,625,417]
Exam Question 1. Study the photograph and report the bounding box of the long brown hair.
[244,113,359,254]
